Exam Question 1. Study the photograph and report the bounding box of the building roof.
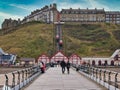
[0,48,7,55]
[105,11,120,14]
[60,8,105,14]
[50,51,68,62]
[38,54,50,63]
[111,49,120,58]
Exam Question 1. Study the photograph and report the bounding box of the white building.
[81,49,120,66]
[22,3,58,24]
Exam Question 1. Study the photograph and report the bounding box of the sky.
[0,0,120,28]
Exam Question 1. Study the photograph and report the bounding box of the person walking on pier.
[39,61,46,73]
[60,59,66,74]
[66,61,70,74]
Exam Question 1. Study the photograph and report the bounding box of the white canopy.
[0,48,7,55]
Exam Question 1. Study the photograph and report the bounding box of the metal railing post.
[30,67,33,81]
[104,70,106,82]
[93,68,95,77]
[12,72,15,90]
[25,69,28,80]
[108,71,111,89]
[115,73,118,90]
[89,66,92,76]
[17,71,20,90]
[5,74,8,90]
[28,68,31,83]
[98,69,102,85]
[99,69,102,81]
[96,68,98,80]
[25,69,28,85]
[22,70,24,86]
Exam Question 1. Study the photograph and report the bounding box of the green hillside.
[0,22,120,58]
[63,23,120,56]
[0,22,54,58]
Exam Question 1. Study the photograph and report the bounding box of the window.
[116,21,120,23]
[75,11,78,14]
[106,18,110,21]
[116,18,120,20]
[71,11,74,14]
[106,21,110,23]
[80,11,83,14]
[106,15,109,17]
[117,15,120,17]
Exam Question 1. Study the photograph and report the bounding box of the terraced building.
[2,3,120,30]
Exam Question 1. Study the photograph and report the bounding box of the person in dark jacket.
[66,61,70,74]
[60,60,66,74]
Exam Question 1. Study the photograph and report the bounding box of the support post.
[22,70,24,86]
[108,71,111,89]
[17,71,20,89]
[5,74,8,90]
[115,73,118,90]
[12,72,15,89]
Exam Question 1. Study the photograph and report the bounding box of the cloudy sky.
[0,0,120,28]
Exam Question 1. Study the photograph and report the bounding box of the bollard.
[12,72,15,90]
[5,74,8,90]
[115,73,118,90]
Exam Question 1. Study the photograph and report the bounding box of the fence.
[2,63,50,90]
[73,64,120,90]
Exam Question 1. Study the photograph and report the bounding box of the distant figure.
[50,61,54,67]
[66,61,70,74]
[57,61,60,67]
[39,61,45,73]
[60,60,66,74]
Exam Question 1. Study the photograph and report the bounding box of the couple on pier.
[60,60,70,74]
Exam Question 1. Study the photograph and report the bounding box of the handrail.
[4,64,50,90]
[74,64,120,90]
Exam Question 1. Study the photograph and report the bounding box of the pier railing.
[72,64,120,90]
[3,63,50,90]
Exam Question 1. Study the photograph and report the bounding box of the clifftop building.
[60,8,105,24]
[105,11,120,24]
[2,18,20,29]
[22,3,59,24]
[2,3,120,30]
[22,4,120,24]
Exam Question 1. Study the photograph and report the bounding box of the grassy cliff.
[0,22,54,58]
[63,23,120,57]
[0,22,120,58]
